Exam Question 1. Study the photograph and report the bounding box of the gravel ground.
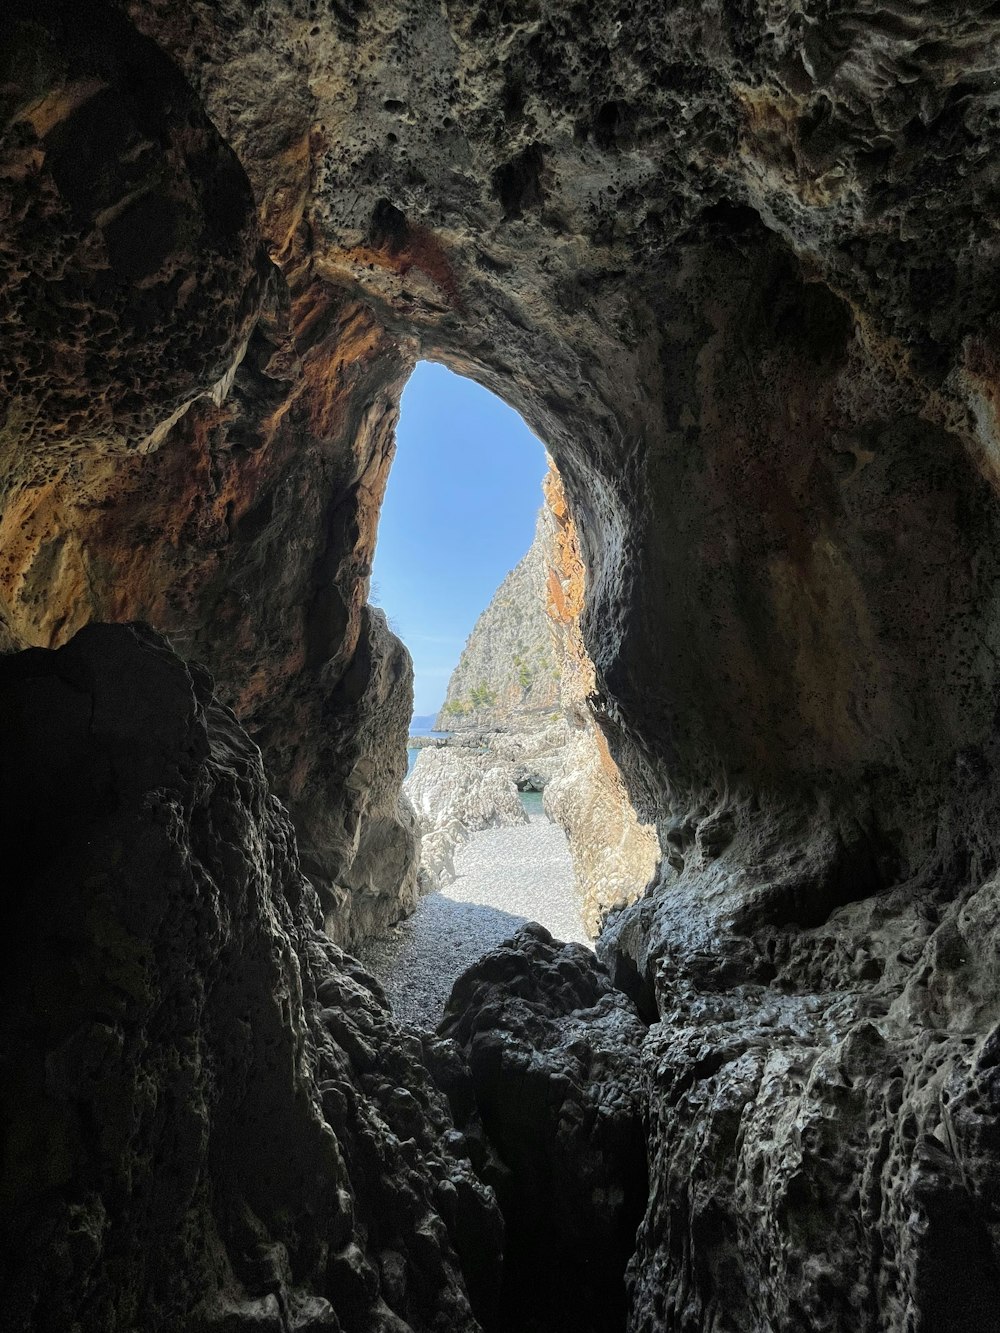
[356,814,590,1028]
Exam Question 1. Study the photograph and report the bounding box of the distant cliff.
[435,506,561,730]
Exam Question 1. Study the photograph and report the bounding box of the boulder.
[314,607,421,950]
[441,924,649,1333]
[404,748,526,889]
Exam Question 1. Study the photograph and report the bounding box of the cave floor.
[357,814,590,1027]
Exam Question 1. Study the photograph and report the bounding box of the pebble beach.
[356,813,589,1028]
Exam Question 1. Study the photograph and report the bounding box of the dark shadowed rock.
[0,624,500,1332]
[0,0,265,452]
[601,800,1000,1332]
[0,1,421,940]
[311,605,421,950]
[6,1,1000,1328]
[440,924,649,1333]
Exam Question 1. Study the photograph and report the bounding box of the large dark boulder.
[441,924,649,1333]
[0,624,500,1332]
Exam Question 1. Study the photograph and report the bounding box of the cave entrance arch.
[357,358,598,1022]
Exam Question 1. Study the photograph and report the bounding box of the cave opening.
[357,358,603,1027]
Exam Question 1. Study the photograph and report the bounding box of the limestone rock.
[0,1,421,943]
[543,730,659,936]
[406,749,527,836]
[600,800,1000,1331]
[404,748,527,890]
[8,2,1000,1329]
[0,624,500,1333]
[417,819,468,891]
[541,465,660,933]
[0,0,265,457]
[431,458,658,937]
[477,718,572,791]
[436,505,561,731]
[441,924,649,1333]
[311,606,421,951]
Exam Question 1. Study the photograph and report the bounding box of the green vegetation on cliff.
[435,506,561,730]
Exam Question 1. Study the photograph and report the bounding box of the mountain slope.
[435,506,561,730]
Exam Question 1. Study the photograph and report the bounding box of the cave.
[4,2,1000,1331]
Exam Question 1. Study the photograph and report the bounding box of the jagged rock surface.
[441,924,649,1333]
[404,748,527,890]
[542,729,659,936]
[0,624,500,1333]
[600,801,1000,1332]
[406,750,527,836]
[0,1,420,939]
[313,605,421,950]
[6,1,1000,1330]
[467,719,571,791]
[435,506,560,731]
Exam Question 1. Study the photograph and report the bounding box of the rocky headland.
[411,465,658,927]
[435,505,561,732]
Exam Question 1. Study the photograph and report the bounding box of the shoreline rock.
[405,747,528,890]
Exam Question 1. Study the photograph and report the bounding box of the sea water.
[405,722,545,814]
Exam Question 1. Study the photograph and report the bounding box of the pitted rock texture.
[441,924,649,1333]
[0,1,420,940]
[0,0,264,461]
[601,801,1000,1332]
[10,0,1000,923]
[115,0,1000,838]
[436,504,560,730]
[5,0,1000,928]
[7,3,1000,1331]
[0,624,500,1333]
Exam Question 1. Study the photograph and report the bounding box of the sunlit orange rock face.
[541,463,659,933]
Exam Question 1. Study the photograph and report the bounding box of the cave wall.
[12,0,1000,915]
[5,0,1000,1329]
[113,0,1000,845]
[0,0,421,944]
[541,461,660,933]
[0,624,499,1332]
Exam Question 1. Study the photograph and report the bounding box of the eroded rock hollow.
[4,0,1000,1329]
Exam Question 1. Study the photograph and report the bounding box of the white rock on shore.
[405,747,527,889]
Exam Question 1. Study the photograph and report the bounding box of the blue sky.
[371,361,547,717]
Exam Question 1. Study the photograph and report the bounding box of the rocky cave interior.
[4,1,1000,1331]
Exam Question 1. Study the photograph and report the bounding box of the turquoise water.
[405,747,545,815]
[519,789,544,816]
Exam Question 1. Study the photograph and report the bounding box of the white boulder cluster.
[404,747,527,889]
